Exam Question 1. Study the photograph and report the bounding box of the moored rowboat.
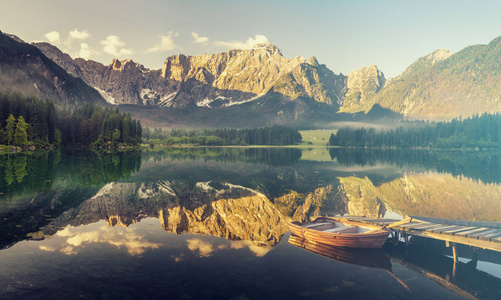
[288,217,391,248]
[288,234,410,290]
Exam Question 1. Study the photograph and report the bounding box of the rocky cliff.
[340,64,386,113]
[43,180,289,245]
[34,42,346,109]
[0,32,105,105]
[338,173,501,221]
[33,42,173,106]
[339,36,501,119]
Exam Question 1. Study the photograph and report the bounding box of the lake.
[1,147,500,299]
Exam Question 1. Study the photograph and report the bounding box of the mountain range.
[2,29,501,127]
[0,31,105,105]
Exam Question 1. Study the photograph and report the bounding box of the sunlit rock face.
[43,182,178,232]
[274,185,348,222]
[32,42,178,106]
[44,181,289,245]
[159,44,346,107]
[337,177,387,218]
[160,181,289,245]
[34,42,345,108]
[340,64,386,113]
[338,173,501,221]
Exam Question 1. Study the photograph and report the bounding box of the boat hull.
[288,234,392,270]
[289,217,390,249]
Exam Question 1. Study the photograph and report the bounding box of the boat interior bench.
[305,222,333,231]
[323,226,358,234]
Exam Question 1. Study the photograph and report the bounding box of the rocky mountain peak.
[346,64,386,91]
[110,58,143,71]
[425,49,452,65]
[31,37,343,109]
[307,56,319,66]
[161,54,192,81]
[339,64,386,113]
[0,33,104,105]
[252,43,282,56]
[4,32,25,43]
[399,49,452,77]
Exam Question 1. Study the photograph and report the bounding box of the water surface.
[1,148,500,299]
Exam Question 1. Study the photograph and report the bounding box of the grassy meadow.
[297,130,336,161]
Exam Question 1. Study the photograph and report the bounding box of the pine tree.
[5,114,16,145]
[13,116,29,146]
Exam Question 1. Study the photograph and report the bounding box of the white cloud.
[69,28,90,41]
[187,238,214,257]
[192,32,209,44]
[44,31,61,45]
[147,32,179,53]
[39,245,55,252]
[100,35,133,57]
[214,34,271,50]
[56,225,160,256]
[76,43,97,60]
[230,240,273,257]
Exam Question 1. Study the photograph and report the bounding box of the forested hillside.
[143,125,302,146]
[0,91,142,150]
[356,37,501,118]
[58,104,142,148]
[329,113,501,149]
[0,92,57,147]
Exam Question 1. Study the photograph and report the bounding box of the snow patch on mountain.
[158,92,177,108]
[94,86,116,105]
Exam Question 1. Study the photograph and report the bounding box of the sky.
[1,0,500,78]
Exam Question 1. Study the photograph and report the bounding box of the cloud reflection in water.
[186,238,273,258]
[52,222,161,255]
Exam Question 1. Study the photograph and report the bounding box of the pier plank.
[467,228,501,239]
[478,231,501,241]
[480,231,501,239]
[455,227,492,237]
[485,232,501,239]
[427,225,460,233]
[399,222,431,229]
[441,227,476,236]
[414,224,449,231]
[406,223,436,229]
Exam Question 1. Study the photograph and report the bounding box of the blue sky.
[1,0,500,77]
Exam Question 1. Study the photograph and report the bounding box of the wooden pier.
[337,216,501,259]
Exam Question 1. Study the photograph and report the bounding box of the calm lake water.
[1,148,501,299]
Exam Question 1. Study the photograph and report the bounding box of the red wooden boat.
[288,234,410,290]
[288,217,391,248]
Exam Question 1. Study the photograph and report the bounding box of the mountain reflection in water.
[42,180,289,246]
[1,147,501,299]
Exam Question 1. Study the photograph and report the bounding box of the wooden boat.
[288,234,410,290]
[288,217,391,248]
[288,234,392,269]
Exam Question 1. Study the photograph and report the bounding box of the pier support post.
[468,247,478,269]
[403,233,409,256]
[451,242,458,280]
[452,242,458,262]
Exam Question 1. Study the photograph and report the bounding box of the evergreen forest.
[0,91,142,149]
[143,125,302,146]
[329,113,501,149]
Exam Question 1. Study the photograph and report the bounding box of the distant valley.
[2,29,501,127]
